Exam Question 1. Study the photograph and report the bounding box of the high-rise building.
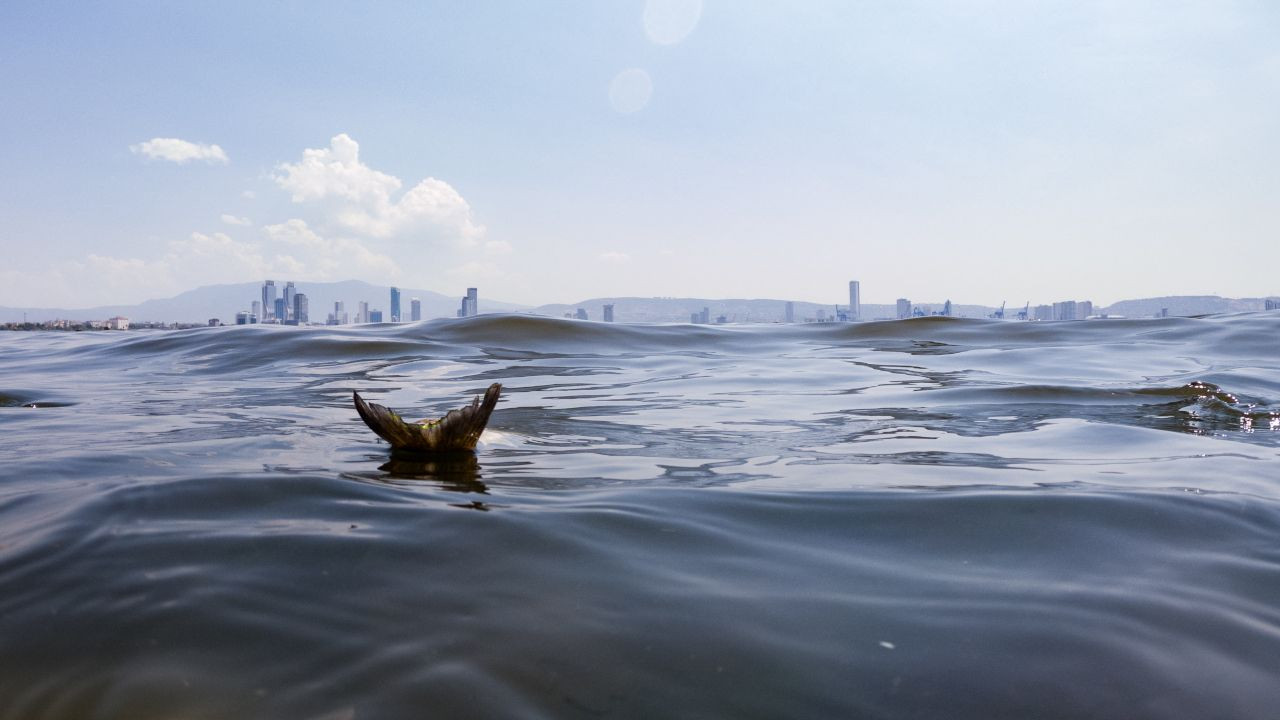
[699,307,710,324]
[603,304,615,323]
[390,287,401,323]
[358,301,369,324]
[1034,304,1053,321]
[274,297,287,322]
[282,282,296,322]
[262,280,276,321]
[410,298,421,322]
[943,299,953,317]
[333,301,345,325]
[785,301,795,323]
[896,298,912,319]
[1078,300,1093,319]
[848,281,861,321]
[293,293,309,325]
[690,312,699,324]
[235,311,251,325]
[252,300,261,321]
[370,309,383,323]
[457,289,479,318]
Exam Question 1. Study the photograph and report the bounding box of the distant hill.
[8,286,1276,325]
[0,280,529,324]
[1099,296,1278,318]
[528,297,1000,323]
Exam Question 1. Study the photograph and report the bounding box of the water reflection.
[378,451,487,493]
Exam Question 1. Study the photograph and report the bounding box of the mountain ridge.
[4,284,1277,324]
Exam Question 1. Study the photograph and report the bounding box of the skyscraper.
[943,299,953,317]
[252,300,261,322]
[293,293,309,325]
[603,304,614,323]
[466,287,478,317]
[896,298,912,319]
[390,287,401,323]
[282,282,296,322]
[358,301,369,324]
[333,301,345,325]
[410,298,421,321]
[261,280,276,321]
[274,297,287,322]
[848,281,861,321]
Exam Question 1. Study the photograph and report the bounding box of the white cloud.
[273,133,483,243]
[4,222,404,307]
[221,214,252,226]
[484,240,513,256]
[131,138,229,165]
[261,219,400,280]
[599,251,632,263]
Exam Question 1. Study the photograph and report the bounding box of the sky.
[1,0,1278,308]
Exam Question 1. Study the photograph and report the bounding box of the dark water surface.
[2,315,1279,719]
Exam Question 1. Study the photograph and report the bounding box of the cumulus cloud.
[131,138,229,165]
[262,218,399,280]
[221,214,252,226]
[599,251,632,263]
[273,133,484,243]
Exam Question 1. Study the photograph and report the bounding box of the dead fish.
[353,383,501,453]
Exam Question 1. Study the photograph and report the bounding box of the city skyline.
[6,269,1277,324]
[3,3,1279,309]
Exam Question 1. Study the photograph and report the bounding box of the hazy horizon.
[2,274,1277,315]
[3,2,1277,309]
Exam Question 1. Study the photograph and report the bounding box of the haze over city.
[3,1,1278,309]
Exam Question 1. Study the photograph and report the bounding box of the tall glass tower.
[262,280,276,321]
[282,282,296,322]
[390,287,402,322]
[848,280,861,321]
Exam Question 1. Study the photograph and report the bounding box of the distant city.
[3,277,1278,331]
[220,281,482,327]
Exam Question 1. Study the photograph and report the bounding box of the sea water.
[1,314,1278,719]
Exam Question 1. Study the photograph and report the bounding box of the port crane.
[990,301,1006,320]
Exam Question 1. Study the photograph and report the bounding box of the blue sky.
[2,1,1277,308]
